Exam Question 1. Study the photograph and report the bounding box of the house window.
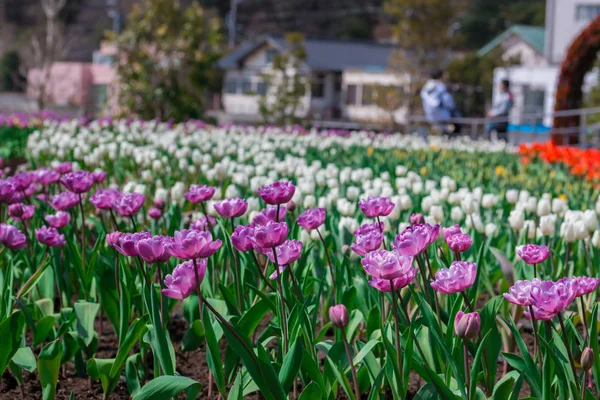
[225,78,238,94]
[256,81,267,95]
[576,4,600,21]
[312,73,325,98]
[522,87,545,116]
[241,78,253,94]
[265,48,277,63]
[362,85,375,106]
[345,85,358,105]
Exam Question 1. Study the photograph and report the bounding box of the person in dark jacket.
[487,79,514,142]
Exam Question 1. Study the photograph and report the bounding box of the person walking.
[420,69,457,136]
[487,79,514,142]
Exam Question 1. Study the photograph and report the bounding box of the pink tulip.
[329,304,350,328]
[297,208,326,231]
[258,181,295,205]
[45,211,70,228]
[358,196,395,218]
[8,203,34,221]
[454,311,480,339]
[135,235,172,263]
[35,226,66,247]
[111,231,152,257]
[0,180,16,203]
[516,244,550,265]
[361,249,414,280]
[446,233,472,253]
[60,171,95,194]
[51,191,80,211]
[503,279,537,306]
[190,215,217,231]
[231,225,255,252]
[351,229,383,256]
[0,223,27,250]
[410,213,425,225]
[442,224,462,241]
[165,229,222,260]
[251,206,287,226]
[251,221,288,249]
[90,188,121,210]
[184,185,215,203]
[113,193,145,216]
[430,261,477,294]
[266,239,302,265]
[214,198,248,218]
[148,207,162,219]
[162,259,207,300]
[368,268,418,292]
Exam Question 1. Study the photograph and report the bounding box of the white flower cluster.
[27,120,599,247]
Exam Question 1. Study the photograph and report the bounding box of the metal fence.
[314,107,600,147]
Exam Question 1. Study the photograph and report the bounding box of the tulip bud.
[581,347,594,371]
[329,304,350,329]
[454,311,480,339]
[410,213,425,225]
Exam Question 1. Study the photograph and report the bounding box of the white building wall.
[547,0,600,64]
[342,69,410,123]
[502,38,547,67]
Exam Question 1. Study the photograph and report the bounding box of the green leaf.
[298,381,323,400]
[203,308,226,395]
[74,301,100,347]
[278,337,304,393]
[125,353,143,397]
[181,319,205,351]
[491,371,519,400]
[489,247,515,286]
[34,315,56,347]
[87,358,118,396]
[38,340,62,400]
[109,317,148,379]
[11,347,37,373]
[0,311,25,375]
[133,375,202,400]
[589,305,600,394]
[414,382,440,400]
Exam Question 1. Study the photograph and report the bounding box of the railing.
[313,107,600,147]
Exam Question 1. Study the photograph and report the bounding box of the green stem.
[557,312,580,393]
[389,280,404,397]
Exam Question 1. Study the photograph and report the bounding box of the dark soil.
[0,315,594,399]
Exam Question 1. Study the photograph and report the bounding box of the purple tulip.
[11,172,35,191]
[266,239,302,266]
[135,235,171,264]
[162,259,207,300]
[35,168,61,185]
[410,213,425,225]
[393,225,430,256]
[92,170,107,183]
[214,198,248,218]
[350,229,383,256]
[231,225,255,252]
[147,207,162,219]
[154,198,166,210]
[442,224,463,241]
[8,203,34,221]
[251,206,287,226]
[190,215,217,231]
[369,268,418,292]
[24,183,38,197]
[516,244,550,265]
[111,231,152,257]
[45,211,70,228]
[113,193,145,216]
[90,189,121,210]
[258,181,295,205]
[430,261,477,294]
[529,279,576,319]
[50,191,80,211]
[329,304,350,328]
[165,229,222,260]
[54,162,73,174]
[106,231,122,249]
[503,279,537,306]
[569,276,600,297]
[354,221,384,236]
[454,311,480,339]
[297,208,326,231]
[0,180,16,203]
[184,185,215,203]
[251,221,288,249]
[60,171,95,194]
[0,224,27,250]
[35,226,66,247]
[358,196,395,218]
[361,249,414,280]
[446,233,472,253]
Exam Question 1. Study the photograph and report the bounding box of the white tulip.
[485,223,497,237]
[522,220,536,239]
[505,189,518,204]
[583,210,598,232]
[539,214,556,236]
[461,195,478,215]
[509,209,525,231]
[536,198,551,216]
[451,206,464,222]
[430,205,444,222]
[592,231,600,248]
[481,194,498,209]
[560,221,577,243]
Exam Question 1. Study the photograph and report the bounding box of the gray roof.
[218,36,395,71]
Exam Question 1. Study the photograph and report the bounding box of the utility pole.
[228,0,242,48]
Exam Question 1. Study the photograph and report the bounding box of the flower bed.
[0,120,596,399]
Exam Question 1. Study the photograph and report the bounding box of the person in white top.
[487,79,514,142]
[420,70,456,135]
